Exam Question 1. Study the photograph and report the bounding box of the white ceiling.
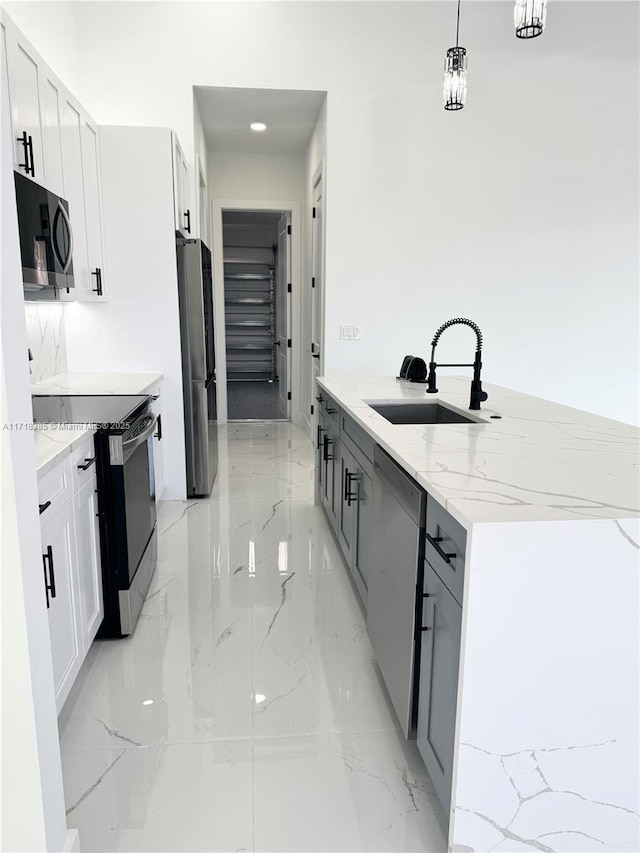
[194,86,326,155]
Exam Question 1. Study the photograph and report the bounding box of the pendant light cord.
[455,0,461,47]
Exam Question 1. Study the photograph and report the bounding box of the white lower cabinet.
[38,436,104,713]
[74,475,104,652]
[40,499,83,712]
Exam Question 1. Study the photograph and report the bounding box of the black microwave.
[14,171,74,299]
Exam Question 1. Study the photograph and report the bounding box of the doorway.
[222,210,292,421]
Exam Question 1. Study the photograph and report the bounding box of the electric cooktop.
[32,394,149,430]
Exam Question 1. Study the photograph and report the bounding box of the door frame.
[301,160,326,437]
[211,197,302,425]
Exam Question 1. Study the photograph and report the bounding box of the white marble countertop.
[34,426,95,478]
[31,372,162,396]
[317,375,640,528]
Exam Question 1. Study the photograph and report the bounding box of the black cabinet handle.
[317,425,324,450]
[39,500,52,515]
[421,626,432,632]
[77,456,96,471]
[154,413,162,440]
[43,545,56,608]
[26,134,35,175]
[91,268,103,296]
[43,554,50,609]
[17,131,35,175]
[344,470,358,506]
[426,533,456,564]
[326,408,336,415]
[312,353,320,359]
[323,435,334,462]
[184,209,191,233]
[315,395,324,403]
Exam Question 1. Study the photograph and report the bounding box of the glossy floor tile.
[59,423,447,852]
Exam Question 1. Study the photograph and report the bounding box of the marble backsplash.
[25,303,68,382]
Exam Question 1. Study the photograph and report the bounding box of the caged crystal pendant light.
[443,0,467,111]
[514,0,547,39]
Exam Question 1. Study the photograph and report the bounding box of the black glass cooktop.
[32,394,149,430]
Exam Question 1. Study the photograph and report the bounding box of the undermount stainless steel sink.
[366,401,479,425]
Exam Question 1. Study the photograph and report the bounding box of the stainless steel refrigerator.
[176,236,218,496]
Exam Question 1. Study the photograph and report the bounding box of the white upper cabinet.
[3,10,107,301]
[60,94,90,299]
[3,20,45,182]
[172,132,191,237]
[81,117,106,299]
[39,71,65,198]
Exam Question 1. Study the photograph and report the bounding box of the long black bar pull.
[17,131,35,175]
[43,545,57,607]
[91,268,103,296]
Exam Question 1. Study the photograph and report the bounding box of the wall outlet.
[340,325,360,341]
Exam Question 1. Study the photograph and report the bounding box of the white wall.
[12,1,640,424]
[64,126,187,500]
[209,151,304,201]
[3,0,80,95]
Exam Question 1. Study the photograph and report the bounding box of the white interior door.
[310,175,324,408]
[276,212,291,417]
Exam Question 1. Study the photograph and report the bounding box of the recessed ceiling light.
[250,122,267,132]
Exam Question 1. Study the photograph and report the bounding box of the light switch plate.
[340,325,360,340]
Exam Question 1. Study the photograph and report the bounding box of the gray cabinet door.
[417,562,462,816]
[322,427,338,530]
[353,465,372,602]
[338,443,357,566]
[315,415,325,499]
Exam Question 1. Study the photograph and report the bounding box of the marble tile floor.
[59,422,447,853]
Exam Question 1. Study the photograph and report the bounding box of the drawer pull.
[323,435,334,462]
[421,626,432,632]
[326,407,337,415]
[77,456,96,471]
[43,545,56,608]
[344,470,358,506]
[426,533,456,564]
[315,394,324,403]
[38,500,52,515]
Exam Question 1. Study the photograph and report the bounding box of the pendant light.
[514,0,547,39]
[443,0,467,111]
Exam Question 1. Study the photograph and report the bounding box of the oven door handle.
[122,414,158,454]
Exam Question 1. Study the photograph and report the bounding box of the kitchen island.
[317,375,639,853]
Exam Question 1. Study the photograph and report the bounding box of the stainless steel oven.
[99,403,158,636]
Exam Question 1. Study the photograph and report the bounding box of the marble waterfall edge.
[452,519,640,853]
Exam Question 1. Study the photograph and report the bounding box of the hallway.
[58,423,446,852]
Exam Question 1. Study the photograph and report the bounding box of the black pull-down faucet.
[426,318,489,410]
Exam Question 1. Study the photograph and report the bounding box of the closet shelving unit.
[224,255,277,382]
